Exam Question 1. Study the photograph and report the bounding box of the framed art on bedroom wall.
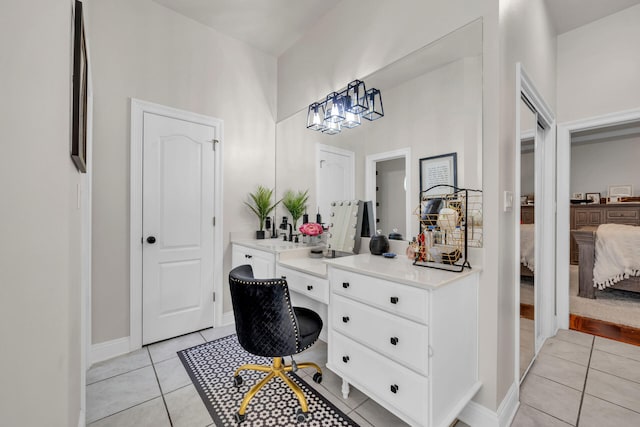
[71,0,87,173]
[586,193,600,204]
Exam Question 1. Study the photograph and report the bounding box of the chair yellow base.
[233,357,322,416]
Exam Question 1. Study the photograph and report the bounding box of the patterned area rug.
[178,334,359,426]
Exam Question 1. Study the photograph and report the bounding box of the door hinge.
[213,292,216,302]
[212,216,216,226]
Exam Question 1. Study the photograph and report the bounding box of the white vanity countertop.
[325,253,481,290]
[232,239,322,254]
[278,256,328,278]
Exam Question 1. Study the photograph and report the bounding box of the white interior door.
[316,144,355,219]
[142,112,216,344]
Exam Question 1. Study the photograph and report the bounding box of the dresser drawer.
[606,208,639,224]
[330,269,429,324]
[278,266,329,304]
[332,294,429,375]
[330,331,428,424]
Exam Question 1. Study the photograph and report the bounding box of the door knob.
[146,236,156,244]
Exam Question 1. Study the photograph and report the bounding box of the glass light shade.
[342,99,361,128]
[324,92,345,123]
[306,102,326,131]
[362,88,384,121]
[322,119,341,135]
[346,80,368,114]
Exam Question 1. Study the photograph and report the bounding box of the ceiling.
[152,0,343,56]
[152,0,640,56]
[545,0,640,34]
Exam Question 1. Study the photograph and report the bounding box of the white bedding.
[594,224,640,289]
[521,223,535,272]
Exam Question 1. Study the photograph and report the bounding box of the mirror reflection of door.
[376,158,407,238]
[520,97,537,380]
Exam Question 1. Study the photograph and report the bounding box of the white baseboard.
[498,382,519,427]
[222,311,235,326]
[458,382,519,427]
[90,336,131,366]
[78,409,85,427]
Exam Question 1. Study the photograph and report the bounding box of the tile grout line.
[147,346,175,427]
[575,336,595,427]
[86,362,153,386]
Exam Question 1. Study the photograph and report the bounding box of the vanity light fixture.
[306,79,384,135]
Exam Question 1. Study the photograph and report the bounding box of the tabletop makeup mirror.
[275,19,483,245]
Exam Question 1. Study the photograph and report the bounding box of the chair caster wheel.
[233,375,243,386]
[296,408,308,423]
[312,372,323,384]
[234,412,246,423]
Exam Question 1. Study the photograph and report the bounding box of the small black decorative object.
[369,231,390,255]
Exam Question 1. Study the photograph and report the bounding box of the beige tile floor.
[87,326,639,426]
[512,329,640,426]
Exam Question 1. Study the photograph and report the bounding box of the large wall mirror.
[275,19,483,242]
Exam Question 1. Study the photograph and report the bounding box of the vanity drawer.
[330,331,428,424]
[331,294,429,375]
[278,266,329,304]
[330,269,429,324]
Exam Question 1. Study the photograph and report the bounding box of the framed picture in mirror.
[420,152,457,196]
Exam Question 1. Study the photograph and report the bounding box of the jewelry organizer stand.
[413,185,483,272]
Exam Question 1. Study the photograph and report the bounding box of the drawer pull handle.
[390,296,399,304]
[342,282,350,289]
[390,337,399,345]
[342,316,350,323]
[307,285,313,291]
[245,254,252,259]
[390,384,399,394]
[342,356,350,363]
[281,275,287,279]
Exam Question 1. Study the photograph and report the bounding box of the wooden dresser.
[570,203,640,264]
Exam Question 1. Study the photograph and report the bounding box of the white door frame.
[129,99,224,350]
[365,148,412,237]
[514,63,556,385]
[556,107,640,330]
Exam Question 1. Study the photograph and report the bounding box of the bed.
[521,223,535,277]
[572,225,640,299]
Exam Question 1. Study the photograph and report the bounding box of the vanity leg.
[341,378,350,399]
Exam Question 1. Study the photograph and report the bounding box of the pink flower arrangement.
[299,222,323,236]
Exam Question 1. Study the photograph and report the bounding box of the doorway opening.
[557,109,640,340]
[365,148,412,240]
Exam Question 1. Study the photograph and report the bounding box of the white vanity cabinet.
[276,264,329,342]
[231,244,275,278]
[326,257,480,427]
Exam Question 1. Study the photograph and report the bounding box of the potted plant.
[283,189,309,230]
[245,185,281,239]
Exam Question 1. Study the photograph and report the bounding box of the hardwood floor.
[520,303,534,321]
[570,313,640,346]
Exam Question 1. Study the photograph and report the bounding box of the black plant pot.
[256,230,266,240]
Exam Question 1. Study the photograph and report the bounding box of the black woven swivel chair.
[229,264,323,423]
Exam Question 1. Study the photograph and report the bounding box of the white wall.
[277,0,509,412]
[88,0,277,343]
[498,0,557,402]
[571,136,640,197]
[557,4,640,123]
[521,151,535,197]
[0,0,82,425]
